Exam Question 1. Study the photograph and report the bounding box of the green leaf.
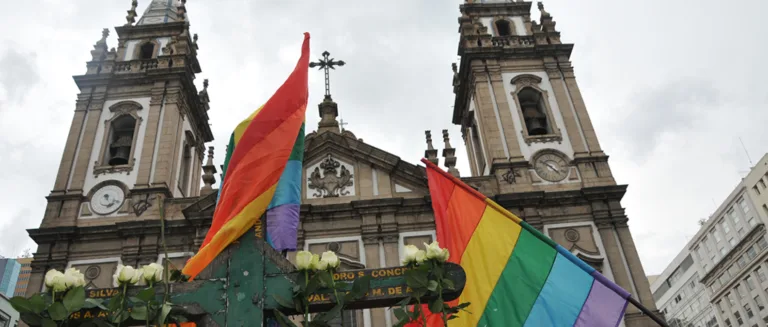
[272,309,299,327]
[350,276,371,300]
[305,275,321,295]
[107,294,122,312]
[427,280,439,292]
[442,279,455,290]
[273,294,294,309]
[309,321,331,327]
[393,307,407,321]
[48,302,68,321]
[429,298,444,315]
[396,296,412,307]
[63,286,86,312]
[9,296,34,313]
[313,302,343,323]
[315,271,334,288]
[20,312,42,326]
[130,305,148,320]
[41,317,57,327]
[405,270,429,289]
[28,293,47,314]
[156,302,172,325]
[136,287,156,302]
[84,298,108,310]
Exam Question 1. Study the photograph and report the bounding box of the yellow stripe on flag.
[454,205,523,327]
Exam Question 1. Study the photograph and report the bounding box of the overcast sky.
[0,0,766,276]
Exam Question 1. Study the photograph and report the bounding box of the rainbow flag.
[421,158,630,326]
[182,33,311,280]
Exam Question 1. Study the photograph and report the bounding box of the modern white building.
[652,153,768,327]
[650,227,717,327]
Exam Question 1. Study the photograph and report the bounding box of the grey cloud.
[611,80,721,161]
[0,48,40,105]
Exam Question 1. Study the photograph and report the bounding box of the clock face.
[90,185,126,215]
[533,153,569,182]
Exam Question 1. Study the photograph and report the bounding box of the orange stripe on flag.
[182,33,311,280]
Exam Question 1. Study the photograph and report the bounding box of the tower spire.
[136,0,188,25]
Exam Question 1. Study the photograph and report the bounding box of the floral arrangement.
[392,241,470,327]
[271,250,372,326]
[9,262,182,327]
[271,241,469,327]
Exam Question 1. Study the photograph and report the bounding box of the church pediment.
[303,130,428,204]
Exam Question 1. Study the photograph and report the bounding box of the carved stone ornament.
[307,154,354,198]
[502,168,521,184]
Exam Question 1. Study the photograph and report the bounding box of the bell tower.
[452,1,661,326]
[43,0,213,227]
[453,0,616,194]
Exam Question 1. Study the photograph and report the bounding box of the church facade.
[25,0,661,326]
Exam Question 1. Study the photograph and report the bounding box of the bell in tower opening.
[106,115,136,166]
[518,88,550,136]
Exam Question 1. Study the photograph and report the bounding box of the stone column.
[52,97,90,192]
[69,88,107,191]
[557,58,605,155]
[135,82,168,188]
[472,71,507,162]
[150,89,183,190]
[614,218,656,311]
[486,62,523,162]
[543,58,588,156]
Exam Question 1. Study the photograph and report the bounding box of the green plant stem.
[415,297,427,327]
[329,269,340,306]
[117,283,128,327]
[159,199,170,305]
[146,281,152,327]
[303,270,310,324]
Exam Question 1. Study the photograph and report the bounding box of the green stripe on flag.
[478,229,557,326]
[288,123,305,161]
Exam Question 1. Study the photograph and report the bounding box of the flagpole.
[627,296,668,327]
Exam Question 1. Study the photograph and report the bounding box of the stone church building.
[25,0,660,326]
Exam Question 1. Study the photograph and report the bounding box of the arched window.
[106,115,136,166]
[495,20,512,36]
[518,87,550,136]
[139,42,155,59]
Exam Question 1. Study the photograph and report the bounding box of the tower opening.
[106,115,136,166]
[495,20,512,36]
[518,87,550,136]
[139,42,155,59]
[179,143,192,195]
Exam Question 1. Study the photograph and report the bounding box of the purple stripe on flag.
[592,271,631,298]
[266,203,300,251]
[573,277,629,327]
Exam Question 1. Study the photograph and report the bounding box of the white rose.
[315,257,329,271]
[296,251,313,271]
[309,254,321,271]
[401,245,420,265]
[45,269,64,288]
[131,268,144,285]
[45,269,69,292]
[415,250,427,264]
[114,265,141,285]
[320,251,340,270]
[64,268,86,288]
[142,263,164,284]
[439,248,450,262]
[424,241,443,260]
[51,274,68,292]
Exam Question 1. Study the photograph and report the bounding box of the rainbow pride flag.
[182,33,311,280]
[421,158,630,326]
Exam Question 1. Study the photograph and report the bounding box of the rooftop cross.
[309,51,345,100]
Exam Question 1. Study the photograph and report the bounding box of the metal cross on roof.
[309,51,345,100]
